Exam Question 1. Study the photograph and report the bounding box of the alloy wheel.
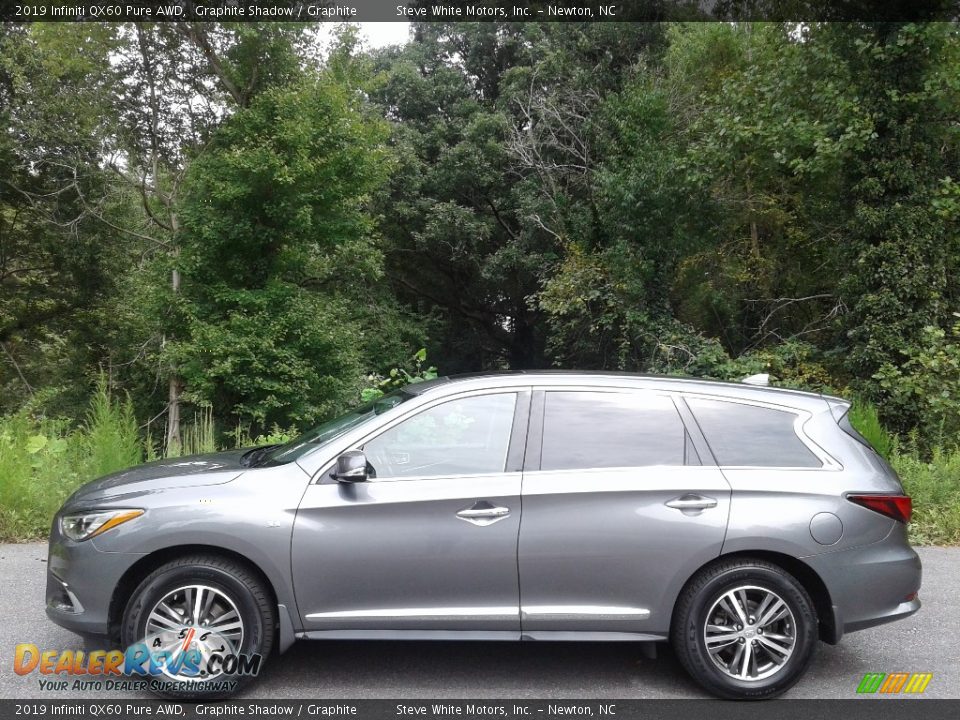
[143,584,245,681]
[702,585,797,681]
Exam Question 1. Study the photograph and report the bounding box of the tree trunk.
[165,199,183,453]
[166,373,182,453]
[165,262,183,454]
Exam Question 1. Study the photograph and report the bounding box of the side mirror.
[332,450,369,483]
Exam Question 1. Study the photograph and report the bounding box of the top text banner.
[3,1,960,23]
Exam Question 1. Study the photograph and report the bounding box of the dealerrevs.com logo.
[856,672,934,694]
[13,628,261,694]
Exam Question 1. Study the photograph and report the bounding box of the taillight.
[847,494,912,524]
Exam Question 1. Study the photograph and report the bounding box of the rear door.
[518,387,730,637]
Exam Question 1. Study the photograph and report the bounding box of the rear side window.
[540,391,688,470]
[686,397,821,468]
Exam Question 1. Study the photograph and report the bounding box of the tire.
[120,554,275,699]
[671,558,818,700]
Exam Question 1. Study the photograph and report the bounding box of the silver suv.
[46,372,921,699]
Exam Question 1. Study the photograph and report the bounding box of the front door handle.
[665,494,718,513]
[456,500,511,526]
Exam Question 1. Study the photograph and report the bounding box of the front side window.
[364,393,517,479]
[540,391,687,471]
[686,397,822,468]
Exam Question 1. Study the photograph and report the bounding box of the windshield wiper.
[240,444,278,468]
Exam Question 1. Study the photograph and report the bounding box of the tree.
[371,22,661,371]
[172,71,408,428]
[0,23,133,416]
[2,22,323,445]
[831,23,960,413]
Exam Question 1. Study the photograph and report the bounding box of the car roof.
[403,370,842,410]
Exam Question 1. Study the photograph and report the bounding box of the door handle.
[665,494,718,512]
[456,501,511,526]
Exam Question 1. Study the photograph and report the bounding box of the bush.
[0,381,142,541]
[361,348,438,403]
[873,323,960,447]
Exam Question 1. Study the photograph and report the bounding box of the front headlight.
[60,509,144,541]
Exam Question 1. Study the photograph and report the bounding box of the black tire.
[120,554,275,699]
[671,558,818,700]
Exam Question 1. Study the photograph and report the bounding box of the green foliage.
[371,24,662,371]
[252,426,299,446]
[176,406,217,458]
[82,378,141,478]
[173,72,408,430]
[848,398,897,460]
[0,383,141,541]
[837,24,960,385]
[361,348,439,403]
[657,24,863,355]
[874,322,960,444]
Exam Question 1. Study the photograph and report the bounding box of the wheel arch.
[671,550,839,644]
[107,544,291,650]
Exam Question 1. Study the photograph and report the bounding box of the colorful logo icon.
[856,672,933,694]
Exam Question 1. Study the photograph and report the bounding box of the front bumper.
[45,520,146,636]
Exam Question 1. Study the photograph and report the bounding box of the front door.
[291,390,529,636]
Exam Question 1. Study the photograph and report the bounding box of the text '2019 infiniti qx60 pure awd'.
[46,372,921,699]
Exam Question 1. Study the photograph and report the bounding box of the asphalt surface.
[0,543,957,700]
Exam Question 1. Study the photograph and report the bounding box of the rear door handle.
[665,494,718,512]
[456,501,511,526]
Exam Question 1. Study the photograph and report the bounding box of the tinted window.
[687,397,822,468]
[540,392,686,471]
[364,393,517,479]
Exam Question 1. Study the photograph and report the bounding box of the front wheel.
[120,554,275,698]
[671,558,818,699]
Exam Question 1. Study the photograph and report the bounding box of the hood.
[65,449,249,507]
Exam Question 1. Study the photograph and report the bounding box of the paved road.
[1,544,957,700]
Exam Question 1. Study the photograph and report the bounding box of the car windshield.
[252,390,412,467]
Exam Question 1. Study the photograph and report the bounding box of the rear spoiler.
[825,396,851,423]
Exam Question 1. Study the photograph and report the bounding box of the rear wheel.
[120,555,274,698]
[671,558,818,699]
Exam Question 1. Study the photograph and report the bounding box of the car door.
[291,389,530,637]
[518,388,731,638]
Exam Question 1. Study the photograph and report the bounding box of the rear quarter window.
[686,397,822,468]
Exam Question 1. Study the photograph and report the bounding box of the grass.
[892,450,960,545]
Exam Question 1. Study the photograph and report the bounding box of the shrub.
[893,449,960,546]
[848,397,896,459]
[874,323,960,448]
[0,381,141,541]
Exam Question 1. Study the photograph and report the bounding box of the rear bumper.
[839,597,921,635]
[803,524,921,642]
